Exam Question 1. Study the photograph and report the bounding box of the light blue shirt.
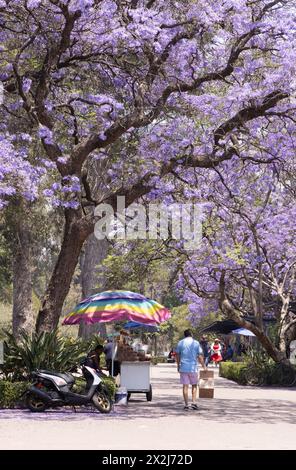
[176,337,203,373]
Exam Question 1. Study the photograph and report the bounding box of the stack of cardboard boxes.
[199,369,214,398]
[116,343,149,362]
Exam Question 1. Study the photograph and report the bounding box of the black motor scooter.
[25,365,112,413]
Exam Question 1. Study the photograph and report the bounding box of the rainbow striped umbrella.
[62,290,171,326]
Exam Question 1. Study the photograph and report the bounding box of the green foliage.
[0,229,12,302]
[243,347,273,368]
[150,356,167,365]
[99,240,179,301]
[0,381,28,408]
[220,351,272,385]
[0,302,12,332]
[166,304,192,345]
[72,375,116,399]
[219,362,248,385]
[0,329,115,408]
[193,311,223,341]
[161,291,183,309]
[101,376,116,398]
[1,329,89,380]
[220,351,296,386]
[165,305,224,348]
[266,322,280,349]
[242,348,296,385]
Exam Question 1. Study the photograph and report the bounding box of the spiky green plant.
[1,329,90,381]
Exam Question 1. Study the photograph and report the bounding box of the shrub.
[71,375,116,398]
[102,376,116,398]
[150,356,167,365]
[0,329,91,380]
[220,359,296,386]
[219,362,248,385]
[0,380,28,408]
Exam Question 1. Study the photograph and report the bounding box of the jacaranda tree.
[178,159,296,362]
[0,0,295,332]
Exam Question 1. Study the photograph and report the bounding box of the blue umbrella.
[232,328,255,337]
[123,321,160,333]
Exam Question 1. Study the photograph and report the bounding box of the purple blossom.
[38,126,53,145]
[43,189,54,197]
[99,132,107,141]
[22,78,32,93]
[57,156,69,165]
[27,0,41,8]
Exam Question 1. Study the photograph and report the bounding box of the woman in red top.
[210,339,223,366]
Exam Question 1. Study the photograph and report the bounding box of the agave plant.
[1,329,91,381]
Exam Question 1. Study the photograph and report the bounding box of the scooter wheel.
[146,385,152,402]
[92,392,112,414]
[26,393,47,412]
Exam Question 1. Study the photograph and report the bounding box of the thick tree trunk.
[218,271,288,363]
[277,290,296,356]
[285,320,296,357]
[78,235,109,339]
[279,334,287,354]
[12,216,34,337]
[35,210,91,333]
[220,297,287,363]
[279,308,296,356]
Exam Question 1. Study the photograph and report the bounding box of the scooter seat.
[39,370,75,384]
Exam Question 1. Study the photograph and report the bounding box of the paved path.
[0,364,296,449]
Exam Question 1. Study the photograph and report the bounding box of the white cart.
[120,361,152,401]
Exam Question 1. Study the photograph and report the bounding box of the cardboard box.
[199,388,214,398]
[199,370,214,398]
[199,370,214,379]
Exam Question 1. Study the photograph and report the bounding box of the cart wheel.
[146,385,152,402]
[127,392,131,402]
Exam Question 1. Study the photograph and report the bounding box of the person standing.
[83,344,109,390]
[104,338,121,377]
[223,343,234,361]
[176,329,205,411]
[200,335,210,366]
[210,338,223,366]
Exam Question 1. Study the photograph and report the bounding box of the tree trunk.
[220,297,287,363]
[78,235,109,339]
[35,210,90,333]
[285,320,296,357]
[279,308,296,356]
[12,215,34,337]
[279,298,290,355]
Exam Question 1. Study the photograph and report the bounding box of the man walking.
[176,329,205,411]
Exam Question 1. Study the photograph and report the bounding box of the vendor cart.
[120,361,152,401]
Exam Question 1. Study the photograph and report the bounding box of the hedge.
[150,356,167,365]
[219,362,248,385]
[0,381,28,408]
[220,360,296,386]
